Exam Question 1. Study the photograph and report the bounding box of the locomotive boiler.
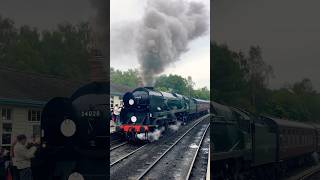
[118,87,209,141]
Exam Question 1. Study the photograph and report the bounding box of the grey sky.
[213,0,320,91]
[0,0,94,30]
[0,0,210,89]
[111,0,210,89]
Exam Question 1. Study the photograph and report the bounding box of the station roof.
[0,66,130,106]
[0,67,85,105]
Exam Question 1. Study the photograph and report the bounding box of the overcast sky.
[0,0,94,30]
[213,0,320,91]
[111,0,210,89]
[0,0,210,89]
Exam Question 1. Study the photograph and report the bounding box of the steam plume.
[111,0,208,85]
[137,0,208,85]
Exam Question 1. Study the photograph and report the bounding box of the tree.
[110,68,140,88]
[292,78,316,95]
[193,87,210,100]
[154,74,189,95]
[242,46,273,111]
[0,15,91,80]
[211,43,249,107]
[212,41,320,122]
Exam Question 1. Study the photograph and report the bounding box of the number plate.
[81,110,101,117]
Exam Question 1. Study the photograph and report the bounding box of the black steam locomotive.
[36,82,108,180]
[211,101,319,180]
[118,87,210,141]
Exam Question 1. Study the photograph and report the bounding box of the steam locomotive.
[36,82,108,180]
[211,101,319,180]
[117,87,210,141]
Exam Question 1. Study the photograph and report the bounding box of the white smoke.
[169,121,182,131]
[111,0,208,85]
[137,127,165,142]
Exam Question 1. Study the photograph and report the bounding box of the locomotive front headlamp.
[60,119,76,137]
[129,99,134,105]
[68,172,84,180]
[131,116,137,123]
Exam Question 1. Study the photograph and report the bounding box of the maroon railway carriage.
[194,98,210,115]
[271,118,316,160]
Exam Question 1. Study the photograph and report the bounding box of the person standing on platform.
[113,104,121,125]
[11,139,20,180]
[14,135,37,180]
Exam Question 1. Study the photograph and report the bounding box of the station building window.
[28,109,41,122]
[1,107,12,146]
[2,108,11,121]
[2,123,12,133]
[1,134,11,145]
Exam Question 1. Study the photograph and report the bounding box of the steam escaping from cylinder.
[137,0,208,85]
[137,127,165,142]
[169,121,182,131]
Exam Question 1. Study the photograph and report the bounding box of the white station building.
[0,67,83,150]
[0,66,130,150]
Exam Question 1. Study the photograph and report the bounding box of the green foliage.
[110,67,140,88]
[154,74,189,95]
[193,87,210,100]
[212,43,250,108]
[212,41,320,122]
[0,15,90,80]
[110,68,210,100]
[154,74,210,99]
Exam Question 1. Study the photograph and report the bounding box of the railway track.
[136,116,209,180]
[110,139,121,145]
[110,114,210,180]
[110,141,128,151]
[110,143,147,166]
[286,164,320,180]
[187,124,210,180]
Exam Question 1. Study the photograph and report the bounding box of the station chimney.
[89,49,108,82]
[88,23,108,82]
